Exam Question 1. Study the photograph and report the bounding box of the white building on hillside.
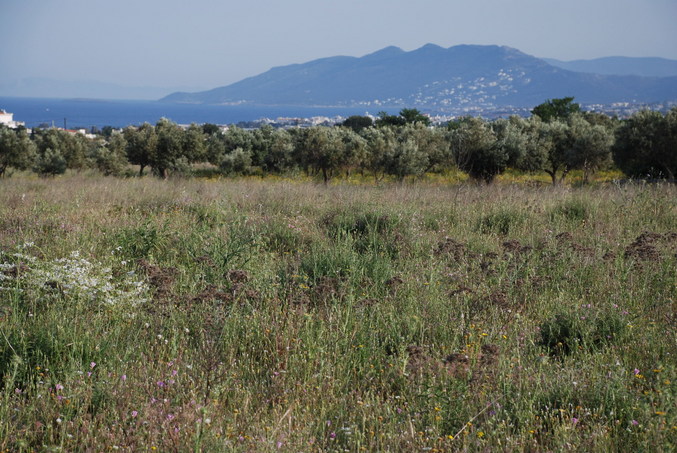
[0,109,25,128]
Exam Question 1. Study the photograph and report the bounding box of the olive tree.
[449,117,504,183]
[298,127,359,184]
[89,133,129,176]
[613,109,676,181]
[124,123,157,176]
[0,126,36,177]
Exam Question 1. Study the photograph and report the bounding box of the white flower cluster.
[1,247,149,308]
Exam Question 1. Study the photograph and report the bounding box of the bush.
[539,310,626,356]
[34,148,67,176]
[477,209,526,235]
[550,198,590,222]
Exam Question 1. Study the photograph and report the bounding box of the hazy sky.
[2,0,676,90]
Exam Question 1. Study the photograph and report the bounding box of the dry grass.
[0,174,675,451]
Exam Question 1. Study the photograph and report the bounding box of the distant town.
[2,101,676,135]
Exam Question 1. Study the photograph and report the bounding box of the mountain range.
[543,57,677,78]
[161,44,677,112]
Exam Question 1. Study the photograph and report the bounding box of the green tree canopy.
[342,115,374,132]
[123,123,157,176]
[0,126,37,177]
[613,108,677,180]
[531,97,581,122]
[449,117,504,183]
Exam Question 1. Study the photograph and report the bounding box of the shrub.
[477,209,526,235]
[539,310,626,356]
[34,148,67,176]
[550,198,590,222]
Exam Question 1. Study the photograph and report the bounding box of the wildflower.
[121,374,127,381]
[572,417,579,425]
[631,420,639,426]
[90,362,96,369]
[329,432,336,439]
[131,411,138,417]
[633,368,640,375]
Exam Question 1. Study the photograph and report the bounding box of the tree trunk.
[559,168,570,185]
[545,170,557,186]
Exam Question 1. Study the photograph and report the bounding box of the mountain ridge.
[161,44,677,111]
[543,56,677,78]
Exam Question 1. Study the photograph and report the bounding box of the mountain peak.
[417,43,444,52]
[363,46,405,59]
[161,44,677,109]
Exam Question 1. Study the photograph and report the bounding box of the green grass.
[0,175,675,451]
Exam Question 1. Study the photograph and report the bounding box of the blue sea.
[0,96,386,129]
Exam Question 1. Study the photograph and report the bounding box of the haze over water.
[0,97,377,129]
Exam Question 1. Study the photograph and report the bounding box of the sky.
[2,0,677,92]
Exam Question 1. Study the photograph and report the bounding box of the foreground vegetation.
[2,100,676,184]
[0,175,675,451]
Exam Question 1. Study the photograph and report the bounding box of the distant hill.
[161,44,677,111]
[543,57,677,78]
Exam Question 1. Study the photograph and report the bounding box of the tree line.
[1,99,675,183]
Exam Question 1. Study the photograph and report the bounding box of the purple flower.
[55,384,64,391]
[572,417,579,425]
[329,432,336,439]
[121,374,127,381]
[131,410,138,417]
[90,362,96,369]
[157,381,165,387]
[633,368,640,375]
[631,420,639,426]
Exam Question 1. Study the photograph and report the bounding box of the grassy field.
[0,175,675,452]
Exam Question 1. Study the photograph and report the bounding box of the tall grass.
[0,175,675,451]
